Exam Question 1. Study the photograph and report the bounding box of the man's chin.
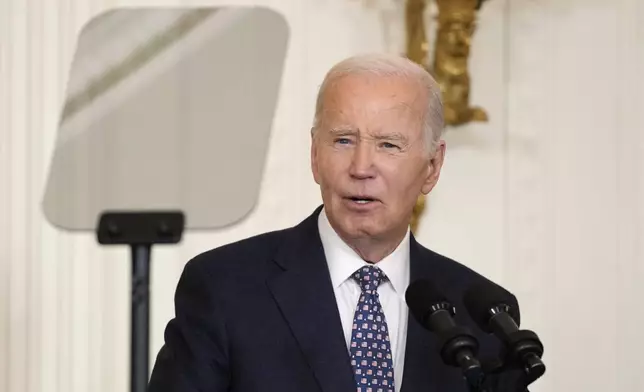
[338,219,384,240]
[326,207,388,238]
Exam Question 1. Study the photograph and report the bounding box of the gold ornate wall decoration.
[405,0,488,127]
[406,0,489,233]
[433,0,488,126]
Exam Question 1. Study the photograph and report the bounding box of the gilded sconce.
[407,0,489,233]
[432,0,488,126]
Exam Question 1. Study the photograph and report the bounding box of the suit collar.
[267,206,356,392]
[400,236,453,392]
[268,206,447,392]
[271,205,324,270]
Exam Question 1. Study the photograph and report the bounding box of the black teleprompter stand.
[97,211,185,392]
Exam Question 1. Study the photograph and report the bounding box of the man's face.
[311,74,445,244]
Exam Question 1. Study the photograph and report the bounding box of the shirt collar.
[318,207,410,294]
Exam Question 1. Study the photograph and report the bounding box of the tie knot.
[352,265,386,292]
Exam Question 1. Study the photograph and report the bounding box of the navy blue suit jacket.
[148,207,522,391]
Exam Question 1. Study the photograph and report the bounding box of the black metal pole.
[131,244,151,392]
[97,211,184,392]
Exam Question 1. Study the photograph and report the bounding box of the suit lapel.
[267,207,355,392]
[400,236,444,392]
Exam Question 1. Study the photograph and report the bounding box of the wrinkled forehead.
[319,74,427,129]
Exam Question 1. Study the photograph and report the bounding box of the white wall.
[1,0,644,391]
[505,1,644,390]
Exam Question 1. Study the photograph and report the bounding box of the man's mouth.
[346,196,378,204]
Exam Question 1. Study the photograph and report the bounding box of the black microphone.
[463,280,546,386]
[405,279,484,389]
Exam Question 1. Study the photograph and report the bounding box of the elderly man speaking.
[148,53,520,392]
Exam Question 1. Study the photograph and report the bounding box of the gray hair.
[312,53,444,154]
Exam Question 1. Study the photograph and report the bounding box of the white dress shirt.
[317,208,410,392]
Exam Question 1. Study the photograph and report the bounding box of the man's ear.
[311,128,321,185]
[420,140,446,195]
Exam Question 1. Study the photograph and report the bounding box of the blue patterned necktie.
[349,265,395,392]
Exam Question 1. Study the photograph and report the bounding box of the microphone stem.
[456,350,486,392]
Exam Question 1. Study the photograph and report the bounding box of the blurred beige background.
[1,1,643,392]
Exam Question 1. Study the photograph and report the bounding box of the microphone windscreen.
[463,279,520,332]
[405,279,452,325]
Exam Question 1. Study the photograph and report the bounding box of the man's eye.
[335,138,352,145]
[382,142,399,149]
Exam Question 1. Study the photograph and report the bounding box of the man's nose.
[349,142,376,179]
